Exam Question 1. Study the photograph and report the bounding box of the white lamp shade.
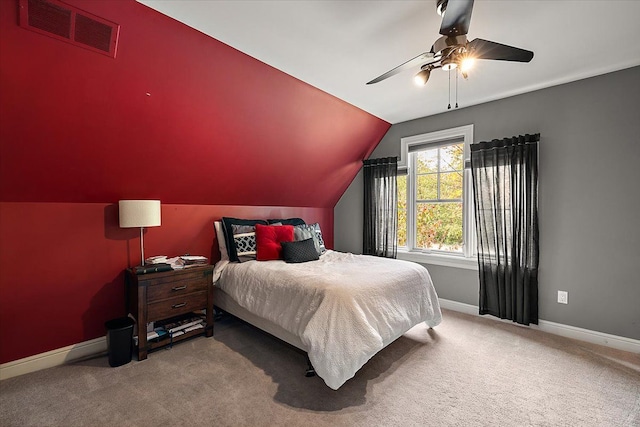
[119,200,161,228]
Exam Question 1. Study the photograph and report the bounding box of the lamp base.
[140,227,145,266]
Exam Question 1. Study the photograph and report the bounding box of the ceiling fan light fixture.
[460,56,475,72]
[366,0,534,102]
[414,68,431,86]
[442,62,457,71]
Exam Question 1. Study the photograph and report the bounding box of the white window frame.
[398,124,477,270]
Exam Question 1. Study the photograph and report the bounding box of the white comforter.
[213,250,442,390]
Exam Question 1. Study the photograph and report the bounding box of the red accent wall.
[0,202,332,363]
[0,0,389,363]
[0,0,388,207]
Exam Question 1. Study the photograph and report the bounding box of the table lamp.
[118,200,161,266]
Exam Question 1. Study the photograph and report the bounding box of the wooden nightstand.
[125,265,214,360]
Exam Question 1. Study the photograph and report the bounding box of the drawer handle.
[172,302,187,309]
[171,285,187,291]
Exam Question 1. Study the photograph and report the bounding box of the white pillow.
[214,221,229,261]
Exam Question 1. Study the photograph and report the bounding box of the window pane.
[397,174,407,247]
[416,150,438,173]
[416,174,437,200]
[415,202,463,252]
[440,144,464,171]
[440,171,463,199]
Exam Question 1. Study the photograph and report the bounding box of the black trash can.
[105,316,135,367]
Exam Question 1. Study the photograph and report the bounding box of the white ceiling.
[138,0,640,124]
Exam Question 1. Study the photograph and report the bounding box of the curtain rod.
[362,156,399,164]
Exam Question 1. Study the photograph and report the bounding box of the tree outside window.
[397,174,407,247]
[398,143,465,253]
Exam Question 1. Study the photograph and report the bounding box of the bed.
[212,247,442,390]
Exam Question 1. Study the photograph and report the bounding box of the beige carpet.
[1,309,638,426]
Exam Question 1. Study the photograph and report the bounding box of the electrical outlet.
[557,290,568,304]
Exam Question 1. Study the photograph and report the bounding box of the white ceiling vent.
[19,0,120,58]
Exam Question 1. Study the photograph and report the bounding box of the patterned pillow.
[281,238,319,263]
[308,223,326,254]
[231,224,257,262]
[293,225,315,242]
[296,223,326,255]
[221,217,268,262]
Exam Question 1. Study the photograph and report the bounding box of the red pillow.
[255,224,294,261]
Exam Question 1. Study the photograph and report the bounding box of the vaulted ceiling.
[139,0,640,124]
[6,0,639,208]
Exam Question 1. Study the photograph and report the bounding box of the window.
[397,172,408,247]
[397,125,476,269]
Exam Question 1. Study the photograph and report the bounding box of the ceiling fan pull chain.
[448,69,451,110]
[455,69,459,109]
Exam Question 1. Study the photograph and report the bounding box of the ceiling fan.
[366,0,534,86]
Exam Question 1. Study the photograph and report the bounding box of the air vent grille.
[74,14,112,53]
[19,0,120,58]
[27,0,70,38]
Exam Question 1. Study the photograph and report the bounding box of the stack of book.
[145,328,169,342]
[133,263,172,275]
[134,255,208,274]
[149,312,206,341]
[180,255,208,266]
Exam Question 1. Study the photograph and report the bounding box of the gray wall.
[334,66,640,340]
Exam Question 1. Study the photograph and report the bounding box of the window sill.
[397,250,478,270]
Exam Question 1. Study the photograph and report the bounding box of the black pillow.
[222,217,268,262]
[267,218,306,226]
[281,238,319,263]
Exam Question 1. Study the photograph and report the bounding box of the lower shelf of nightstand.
[145,328,209,352]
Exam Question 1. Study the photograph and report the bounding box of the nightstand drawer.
[147,291,207,321]
[147,278,208,302]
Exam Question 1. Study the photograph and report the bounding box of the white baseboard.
[0,336,107,381]
[438,299,479,316]
[438,298,640,354]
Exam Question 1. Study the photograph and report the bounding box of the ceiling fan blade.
[439,0,474,37]
[366,52,436,85]
[468,38,534,62]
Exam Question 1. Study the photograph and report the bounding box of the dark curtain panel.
[471,134,540,325]
[363,157,398,258]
